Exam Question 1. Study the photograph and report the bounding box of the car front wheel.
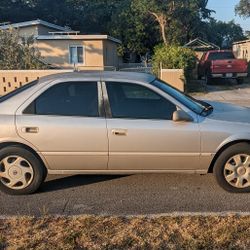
[0,146,46,195]
[214,143,250,193]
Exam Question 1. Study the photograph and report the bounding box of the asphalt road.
[1,173,250,216]
[0,86,250,216]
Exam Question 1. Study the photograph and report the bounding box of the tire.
[214,143,250,193]
[237,78,244,85]
[205,73,211,85]
[0,146,47,195]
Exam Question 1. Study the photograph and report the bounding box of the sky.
[207,0,250,31]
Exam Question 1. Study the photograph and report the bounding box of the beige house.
[36,35,121,70]
[0,19,122,70]
[233,39,250,62]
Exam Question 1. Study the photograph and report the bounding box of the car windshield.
[208,52,235,60]
[0,80,38,103]
[151,79,213,116]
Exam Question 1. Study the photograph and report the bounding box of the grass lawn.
[1,215,250,249]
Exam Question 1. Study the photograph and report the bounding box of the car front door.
[104,81,201,171]
[15,81,108,171]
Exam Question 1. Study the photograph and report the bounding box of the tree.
[109,0,160,58]
[235,0,250,18]
[132,0,178,45]
[201,19,246,48]
[174,0,213,43]
[0,29,46,69]
[132,0,213,45]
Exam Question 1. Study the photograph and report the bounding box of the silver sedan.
[0,71,250,195]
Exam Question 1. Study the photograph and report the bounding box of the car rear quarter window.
[24,82,99,117]
[106,82,176,120]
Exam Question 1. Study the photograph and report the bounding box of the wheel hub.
[224,154,250,189]
[237,166,247,176]
[8,166,22,179]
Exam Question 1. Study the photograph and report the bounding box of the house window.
[69,46,84,64]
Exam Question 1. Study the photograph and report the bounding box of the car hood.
[204,100,250,124]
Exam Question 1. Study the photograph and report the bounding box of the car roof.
[37,71,156,84]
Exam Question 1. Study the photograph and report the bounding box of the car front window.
[151,79,212,116]
[106,82,177,120]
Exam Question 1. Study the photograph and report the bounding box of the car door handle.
[112,129,127,136]
[22,127,39,133]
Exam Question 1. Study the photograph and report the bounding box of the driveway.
[0,85,250,216]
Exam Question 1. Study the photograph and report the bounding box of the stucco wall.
[17,26,38,38]
[103,40,119,68]
[0,70,73,95]
[161,69,185,92]
[233,41,250,62]
[37,25,60,35]
[36,39,105,69]
[14,25,60,38]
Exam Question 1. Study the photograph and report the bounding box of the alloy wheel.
[224,154,250,189]
[0,155,34,190]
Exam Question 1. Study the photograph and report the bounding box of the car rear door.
[103,81,201,171]
[15,80,108,171]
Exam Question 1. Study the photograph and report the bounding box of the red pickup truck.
[198,50,248,84]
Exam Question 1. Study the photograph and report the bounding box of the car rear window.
[208,52,235,61]
[0,80,38,103]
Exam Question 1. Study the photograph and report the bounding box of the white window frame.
[69,45,85,65]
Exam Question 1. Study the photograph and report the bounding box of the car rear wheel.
[214,143,250,193]
[0,146,46,195]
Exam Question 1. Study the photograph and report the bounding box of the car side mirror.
[173,110,193,122]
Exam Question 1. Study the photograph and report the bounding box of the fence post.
[159,62,163,79]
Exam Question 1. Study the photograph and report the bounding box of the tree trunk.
[149,11,168,45]
[160,22,167,45]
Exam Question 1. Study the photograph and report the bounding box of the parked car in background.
[198,50,248,84]
[0,72,250,195]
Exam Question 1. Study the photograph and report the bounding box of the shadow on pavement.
[39,175,127,193]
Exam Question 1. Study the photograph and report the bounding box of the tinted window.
[106,82,176,120]
[208,52,235,60]
[24,82,99,117]
[151,79,205,115]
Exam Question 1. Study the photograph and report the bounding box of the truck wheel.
[237,78,244,85]
[205,74,211,85]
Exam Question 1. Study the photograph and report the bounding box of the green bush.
[152,44,197,79]
[0,29,47,70]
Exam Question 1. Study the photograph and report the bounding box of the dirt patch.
[1,215,250,249]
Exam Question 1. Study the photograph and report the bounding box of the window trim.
[103,81,178,121]
[22,81,104,118]
[68,45,85,65]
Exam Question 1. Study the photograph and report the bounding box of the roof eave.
[0,19,67,31]
[36,35,122,44]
